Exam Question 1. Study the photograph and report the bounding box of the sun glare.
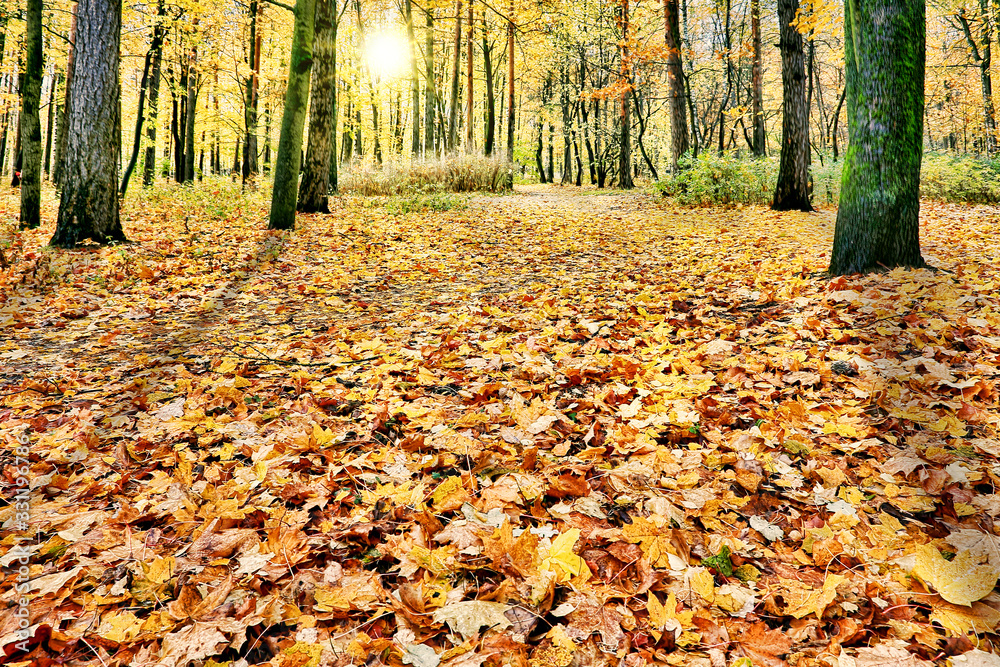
[365,31,410,81]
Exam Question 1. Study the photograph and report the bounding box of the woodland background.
[0,0,999,193]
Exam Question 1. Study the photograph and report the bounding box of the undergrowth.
[340,154,513,195]
[657,151,1000,206]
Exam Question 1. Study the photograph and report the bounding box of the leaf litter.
[1,184,1000,666]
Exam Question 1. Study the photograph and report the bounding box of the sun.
[365,31,410,81]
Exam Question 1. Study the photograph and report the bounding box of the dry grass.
[340,154,513,196]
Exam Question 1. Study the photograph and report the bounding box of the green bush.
[340,154,513,196]
[658,150,1000,207]
[919,152,1000,204]
[656,153,778,206]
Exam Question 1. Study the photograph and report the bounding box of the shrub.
[658,150,1000,207]
[340,154,513,196]
[920,152,1000,204]
[656,152,778,206]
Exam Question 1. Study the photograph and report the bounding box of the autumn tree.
[772,0,811,211]
[51,0,127,247]
[829,0,926,274]
[19,0,42,230]
[268,0,316,231]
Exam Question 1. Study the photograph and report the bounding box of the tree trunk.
[447,0,463,151]
[142,4,164,186]
[465,0,474,150]
[618,0,633,189]
[173,67,185,181]
[243,0,262,183]
[121,20,164,196]
[44,70,58,177]
[546,121,554,182]
[328,5,341,191]
[772,0,811,211]
[664,0,689,169]
[632,89,658,180]
[19,0,43,230]
[299,0,334,213]
[506,0,514,160]
[50,0,125,247]
[534,123,545,182]
[425,8,436,156]
[405,0,421,156]
[53,3,78,187]
[184,42,198,183]
[269,0,317,230]
[482,10,495,156]
[829,0,925,274]
[750,0,764,156]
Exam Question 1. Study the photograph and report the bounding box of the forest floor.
[1,183,1000,667]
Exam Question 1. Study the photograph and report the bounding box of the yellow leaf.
[930,598,1000,636]
[145,556,176,584]
[690,567,716,603]
[97,611,143,643]
[913,544,1000,605]
[542,528,590,583]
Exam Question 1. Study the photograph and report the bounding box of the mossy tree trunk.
[829,0,926,275]
[19,0,42,230]
[50,0,126,247]
[298,0,334,213]
[268,0,317,231]
[772,0,811,211]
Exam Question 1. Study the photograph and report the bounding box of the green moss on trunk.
[269,0,317,230]
[829,0,926,274]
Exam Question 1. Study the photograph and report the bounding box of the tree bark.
[425,8,436,156]
[142,3,164,186]
[269,0,317,230]
[19,0,43,230]
[750,0,764,155]
[482,10,495,156]
[447,0,463,151]
[44,70,58,177]
[328,4,342,191]
[534,122,545,182]
[184,41,198,183]
[506,0,514,160]
[664,0,689,169]
[405,0,421,156]
[829,0,925,274]
[465,0,474,150]
[121,20,165,196]
[299,0,335,213]
[53,2,78,187]
[243,0,263,183]
[50,0,125,247]
[772,0,812,211]
[618,0,633,189]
